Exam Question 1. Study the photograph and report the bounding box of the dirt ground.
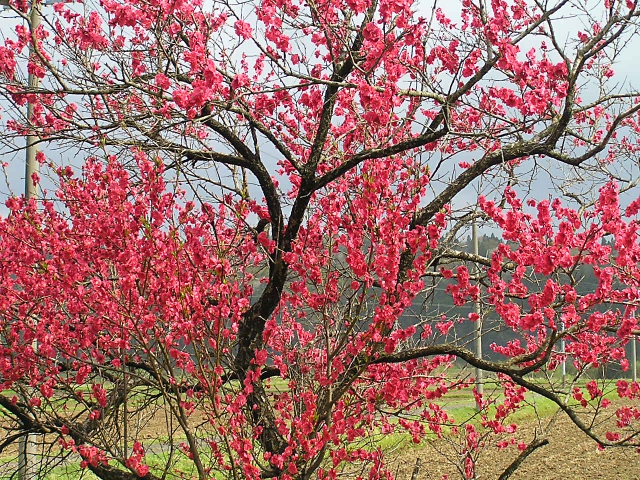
[386,409,640,480]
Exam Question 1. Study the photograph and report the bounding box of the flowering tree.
[1,0,640,478]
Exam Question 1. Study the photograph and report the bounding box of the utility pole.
[473,219,483,408]
[633,337,637,384]
[25,2,41,201]
[0,2,64,477]
[560,326,566,390]
[18,3,42,479]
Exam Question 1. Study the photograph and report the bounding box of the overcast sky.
[1,0,639,224]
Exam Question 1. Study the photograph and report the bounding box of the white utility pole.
[633,337,637,384]
[17,2,42,479]
[24,2,41,201]
[473,219,483,407]
[0,1,67,477]
[560,329,566,389]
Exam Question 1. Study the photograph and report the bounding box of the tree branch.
[498,437,549,480]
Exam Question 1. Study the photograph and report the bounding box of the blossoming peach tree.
[1,0,640,478]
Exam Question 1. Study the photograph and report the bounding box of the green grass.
[0,451,197,480]
[35,465,100,480]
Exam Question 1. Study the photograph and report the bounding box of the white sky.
[1,0,639,222]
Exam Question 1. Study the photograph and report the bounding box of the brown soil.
[387,409,640,480]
